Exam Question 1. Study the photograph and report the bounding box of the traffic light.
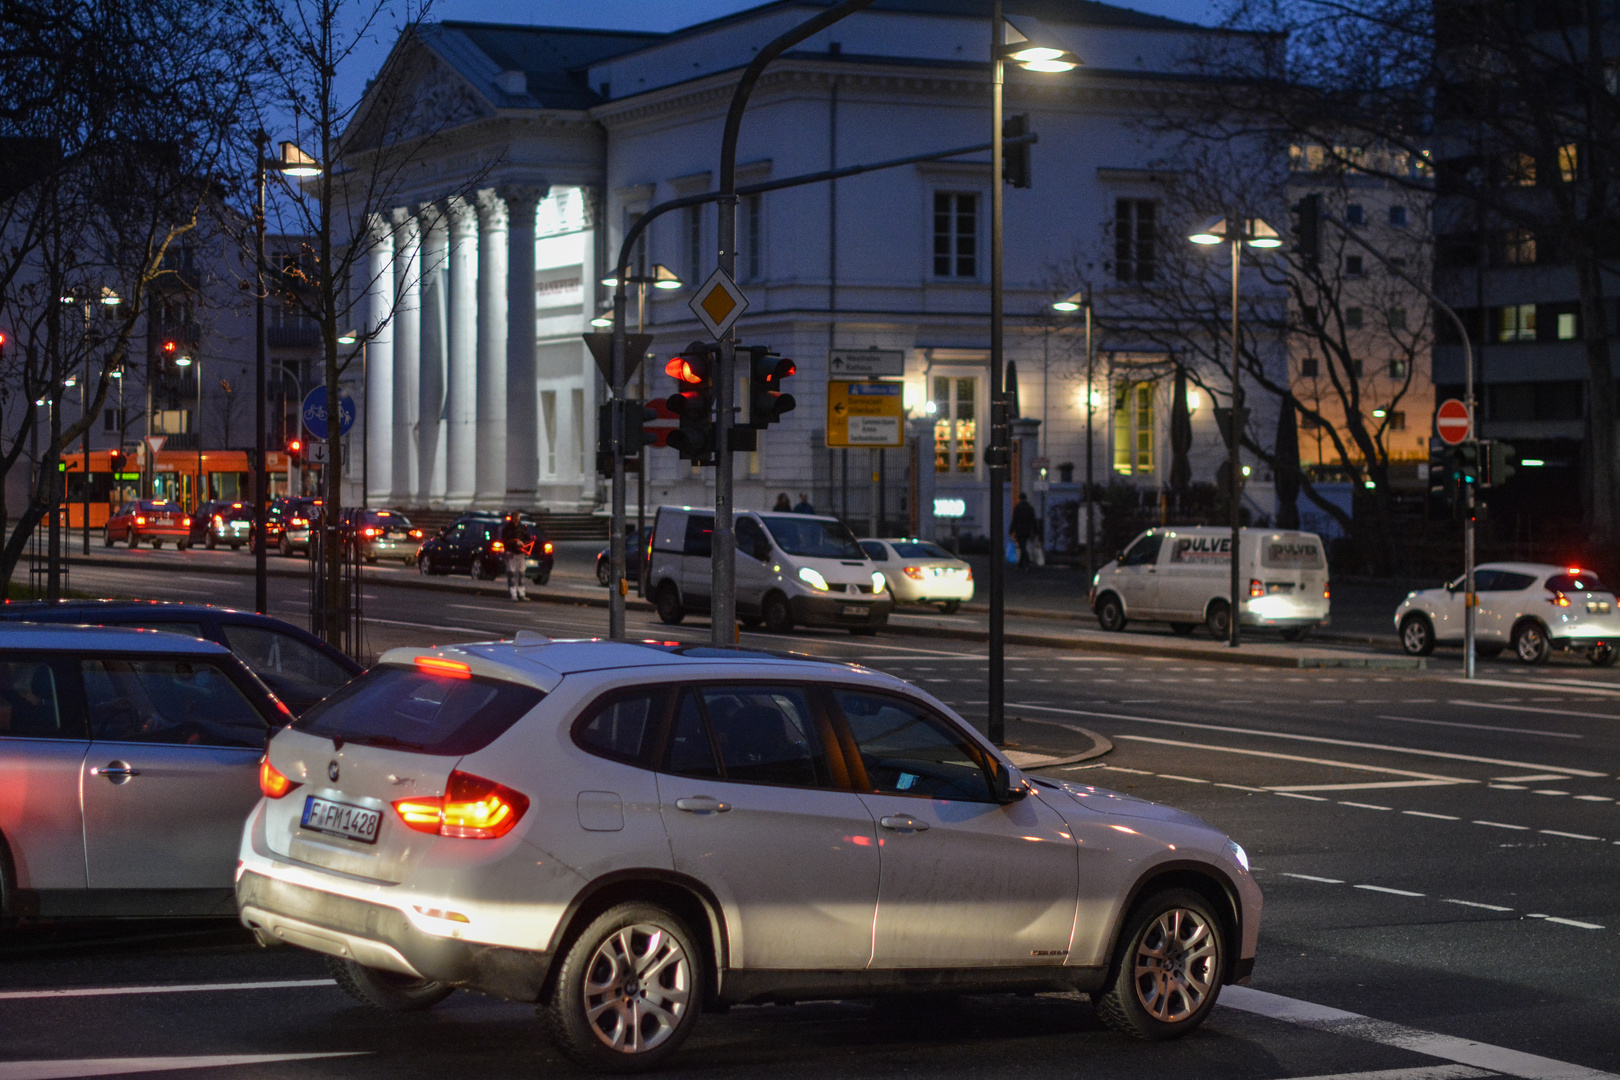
[597,399,660,474]
[741,346,797,429]
[664,341,718,464]
[1481,440,1516,488]
[1455,441,1479,485]
[287,438,303,465]
[1292,193,1321,267]
[1428,440,1458,516]
[108,449,126,473]
[1002,114,1032,189]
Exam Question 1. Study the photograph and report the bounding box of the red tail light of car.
[135,515,146,526]
[901,566,925,580]
[393,771,529,839]
[362,527,379,538]
[1551,591,1572,607]
[1249,579,1265,598]
[543,541,553,555]
[490,540,505,553]
[259,757,299,799]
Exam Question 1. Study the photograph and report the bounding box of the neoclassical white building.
[349,2,1279,537]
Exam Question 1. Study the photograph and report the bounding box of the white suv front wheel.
[541,902,701,1072]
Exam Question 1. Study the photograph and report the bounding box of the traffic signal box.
[597,399,661,475]
[985,395,1012,467]
[1003,114,1032,189]
[1292,193,1321,267]
[287,438,303,465]
[741,346,797,429]
[665,341,719,465]
[1481,440,1516,489]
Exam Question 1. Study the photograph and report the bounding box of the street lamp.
[986,2,1078,746]
[255,135,321,614]
[627,263,681,591]
[60,286,120,555]
[1053,290,1096,578]
[1186,215,1278,647]
[174,352,204,509]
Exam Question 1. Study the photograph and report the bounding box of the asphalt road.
[3,555,1619,1080]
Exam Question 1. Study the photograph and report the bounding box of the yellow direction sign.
[688,267,749,340]
[826,380,904,447]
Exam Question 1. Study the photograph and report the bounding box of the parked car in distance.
[648,507,891,633]
[237,638,1259,1071]
[274,497,323,557]
[416,513,552,584]
[1395,562,1618,665]
[859,537,973,613]
[1091,527,1330,640]
[185,500,255,551]
[0,601,362,715]
[104,499,190,549]
[597,526,653,587]
[0,624,293,919]
[344,509,423,565]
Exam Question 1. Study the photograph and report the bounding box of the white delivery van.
[646,506,892,634]
[1089,526,1330,640]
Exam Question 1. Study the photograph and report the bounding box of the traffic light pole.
[987,0,1007,744]
[608,289,628,641]
[1326,218,1476,678]
[253,132,270,615]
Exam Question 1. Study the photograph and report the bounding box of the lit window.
[1497,303,1536,342]
[932,376,976,473]
[1113,382,1155,475]
[1501,229,1536,265]
[1507,151,1536,187]
[1557,312,1578,339]
[1558,143,1578,183]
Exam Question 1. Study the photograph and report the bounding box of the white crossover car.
[1395,562,1618,665]
[859,538,974,613]
[237,638,1259,1071]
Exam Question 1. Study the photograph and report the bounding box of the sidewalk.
[59,544,1424,669]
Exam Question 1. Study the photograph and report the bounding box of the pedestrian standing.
[793,493,816,514]
[1010,491,1039,571]
[500,512,533,601]
[773,492,793,511]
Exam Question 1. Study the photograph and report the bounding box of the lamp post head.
[1052,289,1086,312]
[276,142,321,178]
[590,314,614,328]
[600,275,620,288]
[174,355,193,367]
[338,330,358,345]
[99,287,121,306]
[652,263,683,290]
[1188,216,1281,247]
[1000,15,1080,72]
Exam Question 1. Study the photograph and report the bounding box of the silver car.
[237,638,1260,1071]
[0,625,287,918]
[1395,562,1619,665]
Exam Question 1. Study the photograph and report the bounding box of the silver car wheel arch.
[583,923,692,1055]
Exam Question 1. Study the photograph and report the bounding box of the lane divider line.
[1218,985,1620,1079]
[0,979,334,1001]
[0,1053,366,1080]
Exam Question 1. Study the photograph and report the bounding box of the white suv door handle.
[94,761,140,782]
[675,797,731,814]
[879,815,929,833]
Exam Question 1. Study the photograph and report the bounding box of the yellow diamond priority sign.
[688,267,749,340]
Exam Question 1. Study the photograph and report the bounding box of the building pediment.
[343,35,495,156]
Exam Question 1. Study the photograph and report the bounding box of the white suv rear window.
[294,666,543,755]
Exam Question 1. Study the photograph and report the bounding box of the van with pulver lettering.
[1089,526,1331,641]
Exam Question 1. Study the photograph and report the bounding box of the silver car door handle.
[675,797,731,814]
[93,762,140,780]
[879,815,929,833]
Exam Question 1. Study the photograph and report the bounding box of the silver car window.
[665,692,721,778]
[576,692,660,765]
[0,659,63,737]
[701,686,824,788]
[82,658,265,748]
[220,625,351,693]
[834,690,992,802]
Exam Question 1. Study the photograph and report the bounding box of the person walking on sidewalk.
[500,512,534,601]
[793,493,816,514]
[1010,491,1039,570]
[773,492,793,511]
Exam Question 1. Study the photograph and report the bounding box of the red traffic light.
[287,438,302,453]
[665,357,704,384]
[162,339,178,353]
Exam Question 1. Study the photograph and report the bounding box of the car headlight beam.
[1225,840,1250,873]
[798,566,829,591]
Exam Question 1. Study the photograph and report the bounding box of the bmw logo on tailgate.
[328,760,340,783]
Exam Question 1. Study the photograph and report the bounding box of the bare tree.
[0,0,250,590]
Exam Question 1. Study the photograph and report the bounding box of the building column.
[364,214,395,506]
[503,185,544,508]
[444,195,478,507]
[390,208,420,505]
[417,202,449,506]
[577,187,601,503]
[473,189,508,509]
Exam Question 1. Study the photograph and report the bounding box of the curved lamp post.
[1187,215,1279,647]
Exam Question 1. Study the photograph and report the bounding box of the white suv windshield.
[761,516,864,559]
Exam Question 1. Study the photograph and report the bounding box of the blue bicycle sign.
[301,385,356,440]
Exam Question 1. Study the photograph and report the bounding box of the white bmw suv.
[237,638,1259,1071]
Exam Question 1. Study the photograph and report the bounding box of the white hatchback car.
[1395,562,1619,665]
[858,538,974,613]
[237,638,1259,1071]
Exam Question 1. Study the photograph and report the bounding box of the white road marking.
[1450,677,1620,698]
[1473,821,1530,830]
[1527,915,1605,930]
[1012,704,1608,776]
[1269,780,1467,792]
[1532,790,1569,796]
[1276,792,1329,801]
[1356,884,1425,897]
[1377,715,1582,739]
[1157,774,1209,784]
[1541,830,1603,841]
[1339,801,1393,811]
[1441,899,1514,912]
[1573,795,1614,802]
[1109,734,1474,784]
[1405,811,1461,820]
[1453,699,1620,720]
[1219,984,1620,1079]
[1492,774,1576,782]
[0,979,334,1001]
[1271,1068,1492,1080]
[0,1054,363,1080]
[1281,873,1345,883]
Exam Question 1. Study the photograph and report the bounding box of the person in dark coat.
[500,512,534,600]
[793,493,816,514]
[1010,492,1039,570]
[773,492,793,511]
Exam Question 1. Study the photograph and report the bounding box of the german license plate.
[840,605,864,617]
[301,795,381,844]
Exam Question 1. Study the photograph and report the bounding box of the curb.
[67,555,1423,669]
[1003,727,1113,770]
